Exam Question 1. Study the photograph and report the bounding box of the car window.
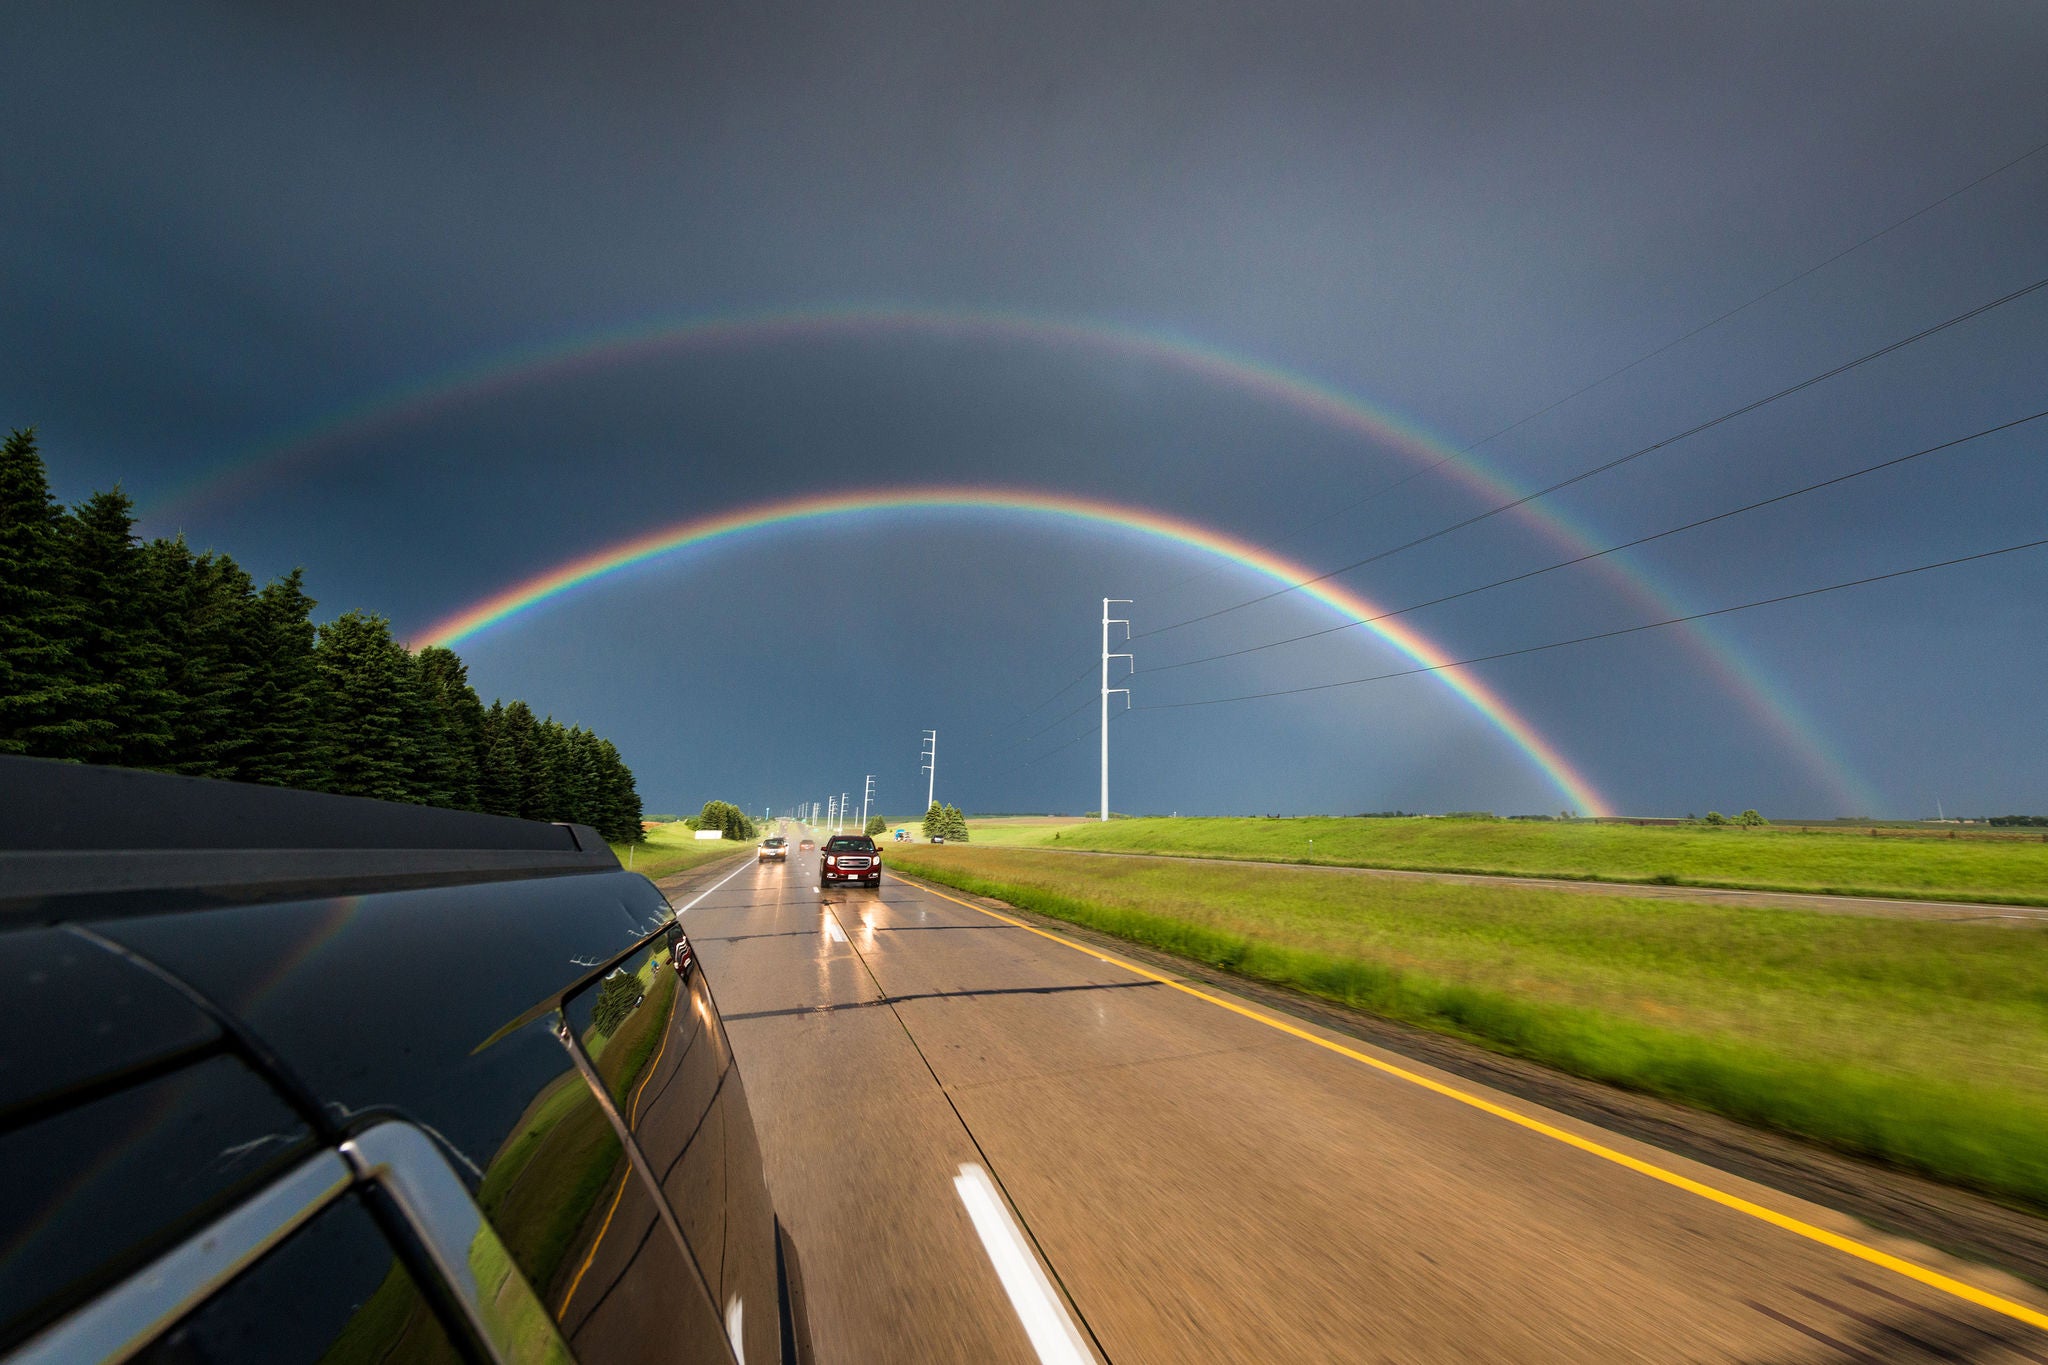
[0,1056,314,1350]
[560,934,779,1364]
[129,1193,460,1365]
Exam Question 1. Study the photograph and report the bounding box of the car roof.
[0,756,617,920]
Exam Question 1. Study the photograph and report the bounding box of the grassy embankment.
[960,815,2048,905]
[608,820,753,880]
[890,843,2048,1210]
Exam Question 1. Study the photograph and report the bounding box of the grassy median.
[891,844,2048,1210]
[968,815,2048,905]
[609,821,753,880]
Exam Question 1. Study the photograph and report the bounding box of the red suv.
[819,834,881,889]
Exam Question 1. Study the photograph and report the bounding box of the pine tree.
[533,719,574,822]
[5,430,657,825]
[399,650,457,809]
[242,570,330,791]
[0,428,94,755]
[597,738,643,842]
[145,540,259,779]
[942,804,969,841]
[564,726,604,828]
[476,700,522,816]
[590,969,644,1037]
[921,801,944,839]
[501,701,556,821]
[414,647,484,811]
[314,610,417,802]
[58,488,178,766]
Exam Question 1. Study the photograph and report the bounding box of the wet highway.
[676,831,2048,1363]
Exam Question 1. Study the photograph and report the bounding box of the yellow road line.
[901,873,2048,1335]
[556,971,682,1316]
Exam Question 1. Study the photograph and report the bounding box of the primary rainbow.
[414,487,1614,816]
[144,305,1878,811]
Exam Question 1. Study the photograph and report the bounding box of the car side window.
[128,1194,459,1365]
[560,931,779,1365]
[467,1011,729,1365]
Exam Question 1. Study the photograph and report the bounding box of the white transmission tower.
[1101,598,1133,821]
[920,730,937,812]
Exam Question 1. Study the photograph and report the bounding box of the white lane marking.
[724,1297,744,1363]
[670,856,758,915]
[953,1164,1096,1365]
[823,914,848,944]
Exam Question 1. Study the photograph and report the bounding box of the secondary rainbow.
[144,305,1878,811]
[413,487,1614,816]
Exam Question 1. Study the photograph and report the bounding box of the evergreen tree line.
[1,429,644,842]
[921,802,969,841]
[689,800,757,841]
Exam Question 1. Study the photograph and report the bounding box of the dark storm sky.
[7,1,2046,819]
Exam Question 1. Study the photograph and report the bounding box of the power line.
[1003,157,2048,724]
[1129,134,2048,609]
[1009,656,1100,722]
[1019,690,1101,745]
[986,146,2048,774]
[985,711,1104,779]
[1134,271,2048,641]
[1144,406,2048,675]
[1135,535,2048,710]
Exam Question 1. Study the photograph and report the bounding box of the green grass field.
[953,815,2048,904]
[609,822,753,880]
[890,844,2048,1210]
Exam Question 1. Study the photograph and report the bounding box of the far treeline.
[688,801,758,841]
[0,429,645,843]
[922,802,969,841]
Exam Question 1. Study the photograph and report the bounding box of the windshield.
[825,836,873,852]
[763,837,785,847]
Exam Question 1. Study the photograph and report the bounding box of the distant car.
[798,838,816,851]
[930,834,945,844]
[819,834,881,889]
[894,829,907,841]
[758,836,788,863]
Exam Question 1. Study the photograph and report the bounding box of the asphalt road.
[675,832,2048,1363]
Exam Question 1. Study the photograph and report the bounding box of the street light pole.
[1101,598,1133,822]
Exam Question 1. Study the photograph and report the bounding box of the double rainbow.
[414,487,1614,817]
[141,304,1876,811]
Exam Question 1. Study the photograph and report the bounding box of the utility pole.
[839,792,849,833]
[862,775,875,832]
[1101,598,1133,821]
[826,795,835,832]
[920,730,937,814]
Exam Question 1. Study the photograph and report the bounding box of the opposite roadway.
[672,828,2048,1363]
